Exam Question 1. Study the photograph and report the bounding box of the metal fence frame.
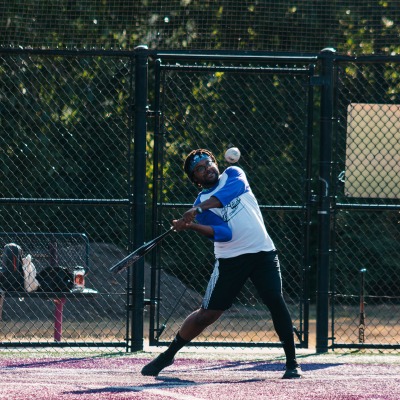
[136,48,327,351]
[147,52,317,350]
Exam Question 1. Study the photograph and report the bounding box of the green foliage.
[0,55,131,243]
[2,1,400,55]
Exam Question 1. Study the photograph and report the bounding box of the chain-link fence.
[1,48,400,352]
[332,60,400,349]
[0,50,134,349]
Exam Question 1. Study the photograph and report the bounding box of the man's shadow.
[65,375,263,396]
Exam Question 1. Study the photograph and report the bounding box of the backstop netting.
[1,1,399,55]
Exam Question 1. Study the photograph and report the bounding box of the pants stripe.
[202,260,219,309]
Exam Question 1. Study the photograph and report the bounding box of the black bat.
[359,268,367,344]
[109,227,175,274]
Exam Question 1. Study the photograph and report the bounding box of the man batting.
[141,148,302,379]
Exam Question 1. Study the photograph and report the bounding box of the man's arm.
[172,219,215,238]
[181,196,222,224]
[172,196,229,240]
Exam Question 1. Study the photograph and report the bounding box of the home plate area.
[0,353,399,399]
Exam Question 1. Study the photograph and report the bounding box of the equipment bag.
[1,243,25,291]
[36,266,73,292]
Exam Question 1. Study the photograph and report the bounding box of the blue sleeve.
[212,167,249,206]
[195,210,232,242]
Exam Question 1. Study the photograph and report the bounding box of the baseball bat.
[358,268,366,344]
[109,227,175,274]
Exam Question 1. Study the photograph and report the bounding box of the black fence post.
[316,48,336,353]
[130,45,149,352]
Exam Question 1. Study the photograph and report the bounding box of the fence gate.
[145,53,317,349]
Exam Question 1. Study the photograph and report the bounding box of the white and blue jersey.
[194,166,275,259]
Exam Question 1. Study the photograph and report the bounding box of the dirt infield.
[0,348,399,399]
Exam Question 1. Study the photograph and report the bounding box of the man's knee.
[195,309,223,327]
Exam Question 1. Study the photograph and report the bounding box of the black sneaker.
[282,366,302,379]
[141,353,174,376]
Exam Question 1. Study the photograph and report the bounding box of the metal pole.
[315,48,336,353]
[149,58,162,345]
[130,45,149,352]
[359,268,367,344]
[300,63,316,348]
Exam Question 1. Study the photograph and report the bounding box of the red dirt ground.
[0,350,399,399]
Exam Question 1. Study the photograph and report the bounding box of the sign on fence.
[345,103,400,199]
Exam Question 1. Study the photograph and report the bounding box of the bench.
[0,232,98,342]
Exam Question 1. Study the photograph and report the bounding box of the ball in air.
[224,147,241,163]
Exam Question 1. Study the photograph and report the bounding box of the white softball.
[224,147,241,163]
